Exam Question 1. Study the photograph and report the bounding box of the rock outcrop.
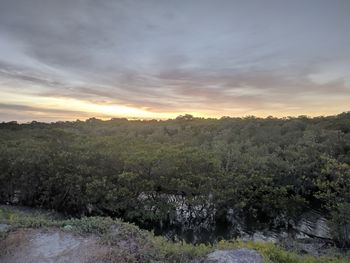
[0,223,10,233]
[0,229,101,263]
[203,248,263,263]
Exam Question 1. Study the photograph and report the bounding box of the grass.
[0,206,349,263]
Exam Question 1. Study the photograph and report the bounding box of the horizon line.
[2,111,349,124]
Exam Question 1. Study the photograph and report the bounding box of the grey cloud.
[0,103,93,123]
[0,0,349,119]
[0,68,63,88]
[0,103,85,115]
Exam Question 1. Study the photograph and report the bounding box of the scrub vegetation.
[0,113,350,252]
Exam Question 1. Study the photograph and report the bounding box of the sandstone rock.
[204,248,263,263]
[0,223,10,233]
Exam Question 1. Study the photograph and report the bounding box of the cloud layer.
[0,0,349,121]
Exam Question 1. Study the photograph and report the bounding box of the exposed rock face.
[0,223,10,233]
[139,193,216,227]
[0,229,101,263]
[204,248,263,263]
[295,210,331,239]
[139,193,217,243]
[140,194,337,248]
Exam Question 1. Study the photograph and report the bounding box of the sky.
[0,0,349,122]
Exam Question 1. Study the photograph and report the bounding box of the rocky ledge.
[203,248,263,263]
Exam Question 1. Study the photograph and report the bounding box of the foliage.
[0,113,349,244]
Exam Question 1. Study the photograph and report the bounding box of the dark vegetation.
[0,112,349,247]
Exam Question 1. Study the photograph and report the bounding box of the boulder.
[0,223,10,233]
[204,248,263,263]
[295,210,331,240]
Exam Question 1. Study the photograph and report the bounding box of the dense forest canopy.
[0,112,350,246]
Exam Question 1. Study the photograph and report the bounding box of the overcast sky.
[0,0,349,122]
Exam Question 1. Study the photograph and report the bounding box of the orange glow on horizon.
[0,90,349,122]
